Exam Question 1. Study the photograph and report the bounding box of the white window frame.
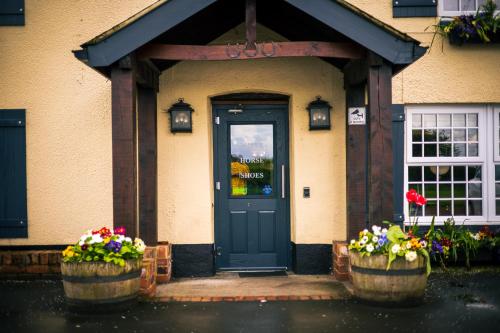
[439,0,500,17]
[404,104,500,226]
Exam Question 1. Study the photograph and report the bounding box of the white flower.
[124,237,132,243]
[350,239,356,245]
[134,238,146,253]
[361,236,369,243]
[372,226,382,236]
[405,251,417,262]
[420,240,427,248]
[382,228,388,234]
[115,235,125,243]
[472,233,481,241]
[391,244,401,254]
[362,229,369,235]
[406,242,412,249]
[366,244,374,253]
[372,236,379,243]
[89,234,102,244]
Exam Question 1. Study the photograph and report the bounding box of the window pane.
[424,129,437,142]
[412,129,422,142]
[468,166,481,181]
[438,114,452,127]
[453,129,466,141]
[496,165,500,181]
[496,200,500,216]
[424,144,437,157]
[408,166,422,182]
[495,183,500,197]
[413,144,422,157]
[425,201,437,216]
[468,200,482,216]
[439,144,452,157]
[468,143,478,157]
[412,114,422,128]
[439,184,452,198]
[425,184,437,198]
[439,129,452,142]
[461,0,476,11]
[454,200,466,215]
[468,183,482,198]
[453,114,466,127]
[454,184,466,198]
[439,166,452,181]
[439,200,452,215]
[444,0,459,11]
[424,166,437,181]
[230,124,274,197]
[454,166,466,181]
[423,114,437,127]
[468,113,478,127]
[467,128,478,141]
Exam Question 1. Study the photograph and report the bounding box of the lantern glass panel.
[309,107,330,130]
[170,110,192,132]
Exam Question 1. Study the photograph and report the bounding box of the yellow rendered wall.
[0,0,156,245]
[348,0,500,104]
[158,24,347,244]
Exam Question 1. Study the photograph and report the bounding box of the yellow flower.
[104,237,111,244]
[62,246,74,257]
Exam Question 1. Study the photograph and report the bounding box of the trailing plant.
[62,226,145,267]
[435,0,500,45]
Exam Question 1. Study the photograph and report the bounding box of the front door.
[213,103,290,270]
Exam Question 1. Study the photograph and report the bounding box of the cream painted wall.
[0,0,156,245]
[158,24,347,244]
[348,0,500,103]
[0,0,498,245]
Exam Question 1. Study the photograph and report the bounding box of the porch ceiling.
[73,0,427,75]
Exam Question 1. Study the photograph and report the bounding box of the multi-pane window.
[440,0,500,16]
[405,106,500,225]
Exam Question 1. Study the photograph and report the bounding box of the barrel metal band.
[62,270,141,283]
[351,265,426,276]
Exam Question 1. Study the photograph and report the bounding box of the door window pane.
[230,124,274,196]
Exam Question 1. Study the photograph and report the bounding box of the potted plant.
[61,226,146,307]
[437,0,500,45]
[348,190,431,304]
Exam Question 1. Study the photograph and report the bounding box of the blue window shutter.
[393,0,437,18]
[392,105,405,224]
[0,0,25,26]
[0,109,28,238]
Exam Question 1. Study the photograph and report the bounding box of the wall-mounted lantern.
[307,96,331,130]
[168,98,194,133]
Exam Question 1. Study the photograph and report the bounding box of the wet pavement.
[1,269,500,333]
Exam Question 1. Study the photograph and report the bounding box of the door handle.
[281,164,285,199]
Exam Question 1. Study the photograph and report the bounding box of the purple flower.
[431,240,443,254]
[105,240,122,253]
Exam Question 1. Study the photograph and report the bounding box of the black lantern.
[168,98,194,133]
[307,96,331,130]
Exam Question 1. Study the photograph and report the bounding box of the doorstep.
[155,272,351,302]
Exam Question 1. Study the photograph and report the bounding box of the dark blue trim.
[84,0,216,67]
[0,109,27,238]
[0,0,24,26]
[393,0,437,18]
[392,105,405,224]
[285,0,427,64]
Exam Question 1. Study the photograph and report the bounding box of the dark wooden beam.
[111,61,137,237]
[246,0,257,49]
[343,59,368,86]
[367,54,394,225]
[345,82,367,240]
[136,60,160,92]
[138,42,364,61]
[138,85,158,246]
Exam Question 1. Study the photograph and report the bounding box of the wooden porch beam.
[367,54,394,225]
[137,42,364,61]
[111,62,138,237]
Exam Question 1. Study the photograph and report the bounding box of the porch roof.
[73,0,426,74]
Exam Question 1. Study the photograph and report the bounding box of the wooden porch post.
[345,82,368,240]
[111,57,138,237]
[367,54,394,225]
[138,84,158,245]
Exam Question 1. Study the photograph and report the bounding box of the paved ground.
[155,273,350,301]
[1,268,500,333]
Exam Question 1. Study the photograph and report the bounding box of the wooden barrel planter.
[61,259,142,308]
[349,251,428,304]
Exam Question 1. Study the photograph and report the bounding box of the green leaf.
[387,225,405,244]
[420,249,432,276]
[387,245,396,270]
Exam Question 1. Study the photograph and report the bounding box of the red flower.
[114,226,126,236]
[406,189,419,203]
[97,227,112,238]
[415,194,427,206]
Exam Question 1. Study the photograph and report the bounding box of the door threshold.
[217,267,288,273]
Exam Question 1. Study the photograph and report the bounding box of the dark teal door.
[213,104,290,270]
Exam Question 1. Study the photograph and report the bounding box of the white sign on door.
[348,107,366,125]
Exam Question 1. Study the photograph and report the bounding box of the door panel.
[214,104,289,270]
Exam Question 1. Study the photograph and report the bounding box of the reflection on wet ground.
[1,269,499,333]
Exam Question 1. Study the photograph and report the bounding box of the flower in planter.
[62,226,145,267]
